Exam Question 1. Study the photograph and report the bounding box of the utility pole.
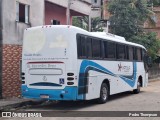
[66,0,71,25]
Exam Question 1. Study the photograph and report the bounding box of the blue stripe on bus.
[77,60,137,99]
[22,85,77,100]
[119,62,137,87]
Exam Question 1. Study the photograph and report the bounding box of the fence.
[148,64,160,81]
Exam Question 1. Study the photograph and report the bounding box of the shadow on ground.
[19,91,145,111]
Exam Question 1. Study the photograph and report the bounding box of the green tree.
[72,16,88,30]
[108,0,149,39]
[108,0,160,59]
[147,0,160,6]
[129,32,160,59]
[72,16,103,32]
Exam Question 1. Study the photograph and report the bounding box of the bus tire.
[97,83,109,104]
[133,80,141,94]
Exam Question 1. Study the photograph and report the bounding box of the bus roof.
[25,25,146,50]
[89,32,146,50]
[68,25,146,50]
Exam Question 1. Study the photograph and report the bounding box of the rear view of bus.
[21,25,78,100]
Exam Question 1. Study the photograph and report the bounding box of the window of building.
[92,39,101,58]
[16,2,29,24]
[51,20,60,25]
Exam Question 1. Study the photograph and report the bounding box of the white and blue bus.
[21,25,150,103]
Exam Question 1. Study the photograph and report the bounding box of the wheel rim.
[102,87,107,100]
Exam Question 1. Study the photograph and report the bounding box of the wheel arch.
[138,75,143,87]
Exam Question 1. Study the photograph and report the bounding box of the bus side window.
[103,41,108,59]
[133,47,138,60]
[137,48,142,61]
[125,46,129,60]
[92,39,101,58]
[107,42,116,59]
[77,35,81,58]
[117,44,125,60]
[80,36,86,58]
[77,35,86,58]
[86,38,92,58]
[129,46,133,60]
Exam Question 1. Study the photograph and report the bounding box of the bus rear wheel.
[133,80,141,94]
[98,83,109,104]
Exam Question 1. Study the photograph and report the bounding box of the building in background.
[0,0,91,98]
[90,0,102,18]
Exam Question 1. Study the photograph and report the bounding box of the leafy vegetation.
[72,16,103,32]
[108,0,149,39]
[147,0,160,6]
[108,0,160,59]
[129,32,160,59]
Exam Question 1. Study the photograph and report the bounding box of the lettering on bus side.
[118,63,131,72]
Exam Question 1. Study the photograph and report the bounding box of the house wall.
[46,0,91,16]
[2,0,44,98]
[0,0,3,98]
[1,0,91,98]
[90,0,102,18]
[144,7,160,38]
[45,2,67,25]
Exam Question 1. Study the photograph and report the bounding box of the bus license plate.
[40,95,49,99]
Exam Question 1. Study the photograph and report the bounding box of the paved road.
[21,80,160,111]
[2,81,160,120]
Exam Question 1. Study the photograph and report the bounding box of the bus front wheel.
[98,83,109,104]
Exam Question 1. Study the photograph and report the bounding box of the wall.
[45,1,86,25]
[1,0,91,98]
[3,0,44,45]
[90,0,102,18]
[144,7,160,38]
[0,0,3,98]
[149,64,160,81]
[2,0,44,98]
[46,0,91,16]
[2,45,22,97]
[45,2,67,25]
